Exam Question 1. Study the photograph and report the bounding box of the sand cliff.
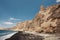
[10,4,60,33]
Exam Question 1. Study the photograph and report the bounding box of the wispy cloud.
[56,0,60,2]
[0,17,21,27]
[0,24,1,26]
[9,18,21,20]
[3,22,13,25]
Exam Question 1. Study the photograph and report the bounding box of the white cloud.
[56,0,60,2]
[9,18,21,20]
[3,22,13,25]
[0,24,1,26]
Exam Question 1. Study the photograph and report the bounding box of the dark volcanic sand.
[5,31,44,40]
[5,31,60,40]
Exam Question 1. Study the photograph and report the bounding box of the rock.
[5,31,44,40]
[5,31,60,40]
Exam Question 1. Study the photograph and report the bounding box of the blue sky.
[0,0,60,28]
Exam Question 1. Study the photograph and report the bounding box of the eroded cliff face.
[34,4,60,33]
[12,4,60,33]
[10,20,32,31]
